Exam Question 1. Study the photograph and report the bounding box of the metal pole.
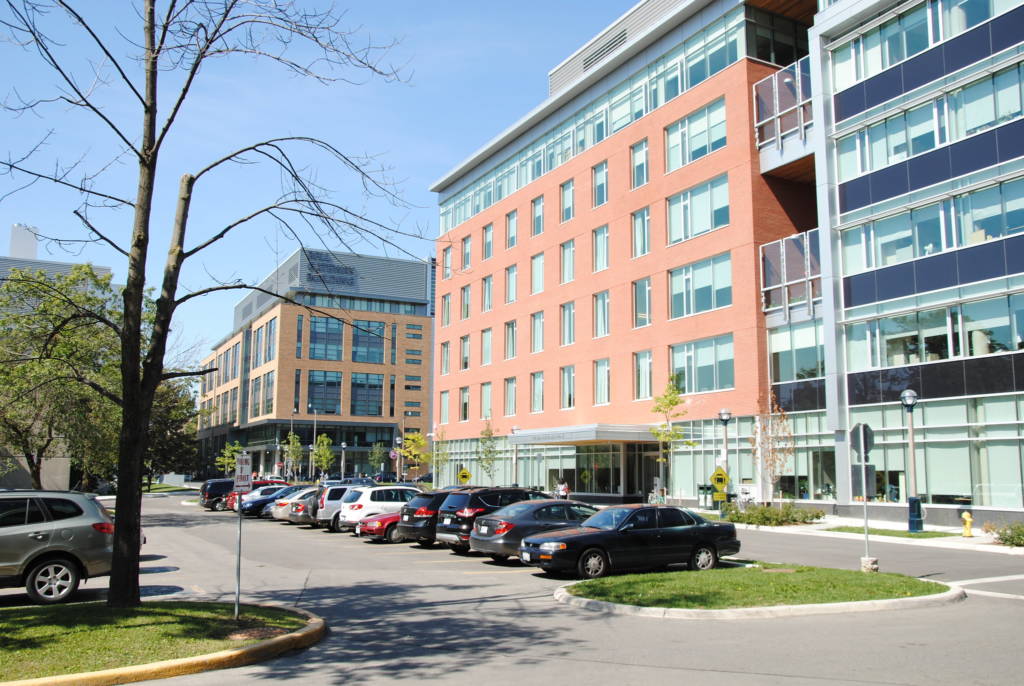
[906,407,922,532]
[859,424,870,560]
[311,408,317,480]
[234,450,246,621]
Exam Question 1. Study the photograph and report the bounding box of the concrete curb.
[554,579,966,620]
[0,602,326,686]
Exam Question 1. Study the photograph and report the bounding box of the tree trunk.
[27,452,42,490]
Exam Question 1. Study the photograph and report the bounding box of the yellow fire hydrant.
[961,511,974,538]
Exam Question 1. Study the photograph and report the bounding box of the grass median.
[0,601,307,681]
[827,526,956,538]
[569,563,945,610]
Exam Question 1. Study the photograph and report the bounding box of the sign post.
[234,450,252,620]
[849,424,878,572]
[458,468,472,485]
[709,466,730,509]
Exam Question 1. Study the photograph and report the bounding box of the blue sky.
[1,1,630,363]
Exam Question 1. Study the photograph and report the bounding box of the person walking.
[556,478,570,500]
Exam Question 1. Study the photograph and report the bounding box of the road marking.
[947,573,1024,586]
[462,569,536,574]
[413,559,474,564]
[191,585,206,593]
[964,589,1024,601]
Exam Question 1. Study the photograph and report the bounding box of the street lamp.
[511,425,520,487]
[719,408,733,496]
[394,433,403,483]
[340,441,348,479]
[900,388,922,532]
[308,404,318,480]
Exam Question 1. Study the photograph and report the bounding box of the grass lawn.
[570,564,945,610]
[827,526,956,538]
[0,601,307,681]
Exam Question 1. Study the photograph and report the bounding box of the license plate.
[522,552,531,562]
[403,515,410,521]
[355,524,361,534]
[480,526,489,534]
[444,517,452,525]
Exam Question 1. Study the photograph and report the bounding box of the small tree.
[478,422,498,484]
[216,441,244,475]
[749,391,795,504]
[431,430,452,484]
[399,433,428,476]
[283,432,303,480]
[311,433,334,478]
[369,442,388,473]
[649,383,695,497]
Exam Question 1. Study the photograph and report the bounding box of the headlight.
[368,521,381,528]
[539,541,567,552]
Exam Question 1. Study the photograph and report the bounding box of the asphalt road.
[3,496,1022,685]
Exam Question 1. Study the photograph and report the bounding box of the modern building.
[197,249,435,479]
[431,0,1024,524]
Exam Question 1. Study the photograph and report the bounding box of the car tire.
[577,548,609,579]
[450,544,470,555]
[213,499,226,512]
[385,525,401,543]
[25,558,80,604]
[489,554,510,563]
[690,545,718,571]
[310,520,319,529]
[328,515,340,533]
[416,540,434,548]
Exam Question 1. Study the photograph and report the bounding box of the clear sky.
[0,1,631,364]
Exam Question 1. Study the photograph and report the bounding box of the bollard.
[860,556,879,573]
[961,511,974,538]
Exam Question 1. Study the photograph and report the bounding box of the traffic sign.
[235,452,252,493]
[850,423,874,457]
[390,449,398,461]
[458,468,472,484]
[710,466,730,492]
[712,492,727,501]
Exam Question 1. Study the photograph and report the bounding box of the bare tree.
[749,391,795,505]
[0,1,410,607]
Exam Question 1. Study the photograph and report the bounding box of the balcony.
[754,56,814,175]
[760,228,821,322]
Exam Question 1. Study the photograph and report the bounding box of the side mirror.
[619,522,634,533]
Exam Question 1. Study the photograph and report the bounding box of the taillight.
[319,495,326,508]
[493,521,514,535]
[92,522,114,535]
[275,500,285,506]
[455,507,486,518]
[350,503,363,510]
[295,503,305,513]
[414,507,437,517]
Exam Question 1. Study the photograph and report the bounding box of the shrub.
[990,522,1024,547]
[721,502,824,526]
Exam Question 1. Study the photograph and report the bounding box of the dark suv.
[199,478,234,510]
[434,487,548,552]
[396,491,451,546]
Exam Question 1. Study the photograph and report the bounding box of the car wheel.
[385,525,401,543]
[577,548,609,579]
[690,545,718,571]
[450,544,470,555]
[26,558,80,604]
[489,554,510,563]
[213,499,226,511]
[328,515,339,533]
[416,540,434,548]
[310,520,319,529]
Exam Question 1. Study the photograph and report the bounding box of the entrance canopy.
[509,423,656,446]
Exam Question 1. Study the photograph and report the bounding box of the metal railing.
[754,55,812,150]
[760,229,821,314]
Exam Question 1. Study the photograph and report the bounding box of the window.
[594,358,610,404]
[560,365,576,409]
[461,235,472,269]
[665,98,726,172]
[481,328,492,365]
[459,387,470,421]
[560,301,576,345]
[310,316,343,360]
[308,370,342,414]
[634,350,652,399]
[481,275,493,312]
[352,320,385,363]
[770,321,825,382]
[505,265,517,303]
[253,326,263,367]
[480,382,493,419]
[263,370,274,414]
[530,371,544,412]
[439,390,449,424]
[560,181,574,222]
[670,334,734,393]
[632,208,650,257]
[351,373,384,416]
[633,277,652,328]
[631,139,648,188]
[504,320,517,359]
[460,285,471,319]
[292,370,300,413]
[560,239,575,283]
[532,196,544,236]
[530,252,545,294]
[530,311,544,353]
[442,246,452,278]
[440,342,450,375]
[264,317,276,362]
[669,252,732,318]
[504,377,517,416]
[506,210,518,248]
[667,174,729,244]
[592,161,608,207]
[295,316,303,358]
[592,225,609,271]
[482,224,493,260]
[460,335,470,370]
[440,294,451,326]
[593,290,610,337]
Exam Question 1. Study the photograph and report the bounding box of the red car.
[225,479,289,511]
[356,511,403,542]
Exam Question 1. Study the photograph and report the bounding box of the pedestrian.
[556,478,570,500]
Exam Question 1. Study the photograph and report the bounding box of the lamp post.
[340,441,348,479]
[719,408,733,497]
[308,404,318,480]
[900,389,922,532]
[394,432,403,483]
[511,425,520,487]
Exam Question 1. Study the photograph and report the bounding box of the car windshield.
[491,502,535,519]
[341,488,364,503]
[440,493,470,510]
[273,485,303,498]
[581,508,631,530]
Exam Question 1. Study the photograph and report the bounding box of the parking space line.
[964,589,1024,601]
[462,569,536,574]
[413,559,475,564]
[947,573,1024,586]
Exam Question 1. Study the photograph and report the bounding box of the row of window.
[251,318,277,369]
[836,62,1024,183]
[437,333,735,422]
[205,341,241,393]
[295,292,425,316]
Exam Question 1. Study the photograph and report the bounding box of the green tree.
[478,422,499,483]
[649,383,695,497]
[216,441,244,476]
[430,430,452,484]
[283,432,304,480]
[1,1,404,607]
[311,433,334,478]
[369,442,388,473]
[144,379,200,488]
[399,432,428,475]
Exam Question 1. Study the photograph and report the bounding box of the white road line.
[947,573,1024,586]
[963,589,1024,601]
[462,569,536,574]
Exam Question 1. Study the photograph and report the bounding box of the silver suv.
[0,490,114,603]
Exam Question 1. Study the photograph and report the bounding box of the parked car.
[519,504,740,579]
[372,472,398,483]
[199,478,234,510]
[339,477,376,486]
[0,490,114,604]
[227,481,289,511]
[435,487,548,552]
[240,484,302,517]
[396,491,450,546]
[315,484,353,530]
[355,511,402,542]
[413,473,433,483]
[331,486,421,532]
[470,499,599,561]
[270,487,317,521]
[287,491,318,525]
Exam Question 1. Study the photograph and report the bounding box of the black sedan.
[519,504,740,579]
[469,499,598,561]
[241,484,303,517]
